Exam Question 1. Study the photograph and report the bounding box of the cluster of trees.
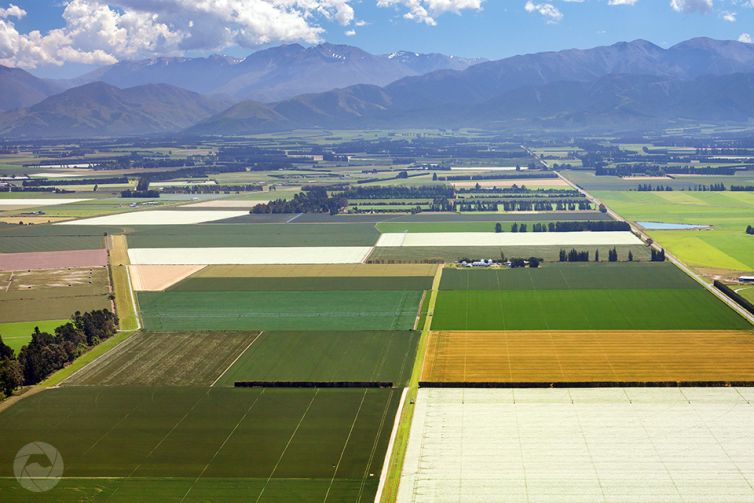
[597,164,737,177]
[508,257,541,268]
[459,200,590,212]
[121,177,160,198]
[747,225,754,235]
[559,247,637,262]
[0,310,118,397]
[731,186,754,192]
[651,248,667,262]
[441,173,557,182]
[559,249,590,262]
[637,184,673,192]
[496,221,630,233]
[251,187,347,215]
[341,186,453,199]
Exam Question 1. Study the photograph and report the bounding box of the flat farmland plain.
[0,319,68,353]
[376,231,642,247]
[64,331,260,386]
[432,288,749,330]
[192,263,438,278]
[0,386,400,502]
[422,330,754,384]
[0,225,111,252]
[0,267,112,323]
[218,331,420,386]
[439,262,696,290]
[139,290,423,331]
[432,263,751,331]
[398,387,754,503]
[596,191,754,273]
[169,275,433,291]
[128,247,374,265]
[125,223,380,248]
[367,244,651,264]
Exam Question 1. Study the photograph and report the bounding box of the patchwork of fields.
[1,185,752,503]
[595,191,754,274]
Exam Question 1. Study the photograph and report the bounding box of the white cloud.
[0,3,25,18]
[721,10,736,21]
[345,29,356,36]
[376,0,482,26]
[524,1,563,22]
[669,0,713,13]
[740,32,752,43]
[608,0,638,5]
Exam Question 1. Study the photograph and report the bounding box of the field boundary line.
[123,264,143,330]
[210,331,263,387]
[379,265,444,503]
[555,170,754,327]
[374,387,408,503]
[255,389,319,503]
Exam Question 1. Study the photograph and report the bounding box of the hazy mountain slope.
[189,38,754,134]
[0,82,229,138]
[0,66,64,111]
[72,44,481,103]
[190,72,754,134]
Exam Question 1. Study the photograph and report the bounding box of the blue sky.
[1,1,752,77]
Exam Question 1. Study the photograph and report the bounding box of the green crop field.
[126,223,380,248]
[367,245,651,264]
[64,331,260,386]
[169,276,433,292]
[440,263,698,291]
[0,386,400,502]
[0,224,110,252]
[0,320,68,354]
[432,288,751,330]
[596,191,754,272]
[139,290,423,331]
[562,169,754,192]
[218,331,419,386]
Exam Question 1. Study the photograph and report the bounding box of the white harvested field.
[0,198,90,209]
[180,199,268,209]
[376,231,642,247]
[128,247,374,265]
[452,178,569,188]
[450,167,528,171]
[57,210,247,226]
[129,264,205,291]
[398,388,754,503]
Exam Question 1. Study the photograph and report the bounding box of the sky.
[1,0,753,78]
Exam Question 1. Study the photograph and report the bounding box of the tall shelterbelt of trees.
[0,310,118,397]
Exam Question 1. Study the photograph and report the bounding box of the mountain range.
[2,38,754,138]
[72,43,483,102]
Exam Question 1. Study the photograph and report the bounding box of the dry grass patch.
[422,330,754,384]
[129,265,205,291]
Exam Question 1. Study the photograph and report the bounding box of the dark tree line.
[559,249,590,262]
[0,310,118,396]
[651,248,667,262]
[503,221,630,233]
[747,225,754,235]
[251,187,347,215]
[732,186,754,192]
